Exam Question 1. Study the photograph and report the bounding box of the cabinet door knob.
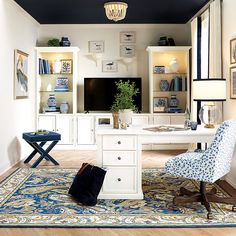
[117,156,121,160]
[117,178,121,182]
[117,141,121,145]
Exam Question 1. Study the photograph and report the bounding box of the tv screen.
[84,77,142,112]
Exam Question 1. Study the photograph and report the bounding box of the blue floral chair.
[165,119,236,219]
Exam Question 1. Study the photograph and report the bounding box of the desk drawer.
[102,167,136,193]
[102,136,136,150]
[103,151,136,166]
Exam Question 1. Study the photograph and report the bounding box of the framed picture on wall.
[230,38,236,64]
[153,97,168,113]
[230,66,236,99]
[120,31,136,43]
[102,60,118,72]
[120,45,135,57]
[88,40,104,53]
[14,49,29,99]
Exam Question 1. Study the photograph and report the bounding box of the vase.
[47,94,56,107]
[160,80,169,91]
[119,109,133,126]
[169,58,179,73]
[53,59,62,74]
[112,112,119,129]
[60,102,69,113]
[169,95,179,107]
[60,37,71,47]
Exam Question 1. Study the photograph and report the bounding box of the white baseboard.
[225,176,236,189]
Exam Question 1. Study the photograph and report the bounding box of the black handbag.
[68,163,106,206]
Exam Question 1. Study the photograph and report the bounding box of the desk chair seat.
[165,119,236,219]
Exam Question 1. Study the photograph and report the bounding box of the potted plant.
[111,80,139,127]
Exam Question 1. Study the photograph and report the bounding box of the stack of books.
[39,58,51,74]
[169,76,187,91]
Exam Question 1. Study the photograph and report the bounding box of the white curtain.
[209,0,223,120]
[209,0,222,78]
[191,18,198,120]
[190,0,222,121]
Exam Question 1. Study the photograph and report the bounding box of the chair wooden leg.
[179,187,199,196]
[173,194,201,205]
[200,182,213,219]
[174,181,236,218]
[232,205,236,212]
[207,195,236,205]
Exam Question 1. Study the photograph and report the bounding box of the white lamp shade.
[193,79,226,101]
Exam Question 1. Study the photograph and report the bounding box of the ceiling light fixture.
[104,2,128,22]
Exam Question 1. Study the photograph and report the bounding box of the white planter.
[119,109,133,125]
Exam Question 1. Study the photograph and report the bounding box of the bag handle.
[77,163,94,175]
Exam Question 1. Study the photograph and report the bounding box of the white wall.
[0,0,39,174]
[222,0,236,187]
[38,24,191,112]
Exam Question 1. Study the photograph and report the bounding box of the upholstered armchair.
[165,119,236,219]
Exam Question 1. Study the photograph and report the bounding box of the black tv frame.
[84,77,142,112]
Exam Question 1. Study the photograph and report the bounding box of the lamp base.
[204,124,215,128]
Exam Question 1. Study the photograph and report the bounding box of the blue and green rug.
[0,168,235,228]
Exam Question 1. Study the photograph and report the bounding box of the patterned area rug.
[0,168,236,228]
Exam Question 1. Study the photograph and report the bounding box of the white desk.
[96,125,217,199]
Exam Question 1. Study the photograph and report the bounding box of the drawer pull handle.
[117,141,121,145]
[117,178,121,182]
[117,156,121,160]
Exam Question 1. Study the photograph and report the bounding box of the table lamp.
[192,79,226,128]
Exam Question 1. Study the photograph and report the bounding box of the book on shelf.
[39,58,51,74]
[169,76,187,92]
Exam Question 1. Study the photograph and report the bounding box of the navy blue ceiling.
[14,0,210,24]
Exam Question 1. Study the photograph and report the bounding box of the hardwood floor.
[1,150,236,236]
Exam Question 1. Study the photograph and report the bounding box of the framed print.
[120,45,135,57]
[230,38,236,64]
[89,40,104,53]
[153,97,168,113]
[14,49,29,99]
[102,60,118,72]
[230,66,236,98]
[61,59,73,74]
[120,31,136,43]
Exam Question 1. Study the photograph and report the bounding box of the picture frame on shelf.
[120,45,135,57]
[230,38,236,64]
[120,31,136,43]
[14,49,29,99]
[102,60,118,72]
[61,59,73,74]
[153,65,165,74]
[153,97,168,113]
[88,40,104,53]
[230,66,236,99]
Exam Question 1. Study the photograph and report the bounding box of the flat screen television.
[84,77,142,112]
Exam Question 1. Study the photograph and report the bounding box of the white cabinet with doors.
[38,115,74,145]
[77,116,95,145]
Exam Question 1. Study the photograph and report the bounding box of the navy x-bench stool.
[23,131,61,168]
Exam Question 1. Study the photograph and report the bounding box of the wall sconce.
[119,57,135,71]
[91,53,103,66]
